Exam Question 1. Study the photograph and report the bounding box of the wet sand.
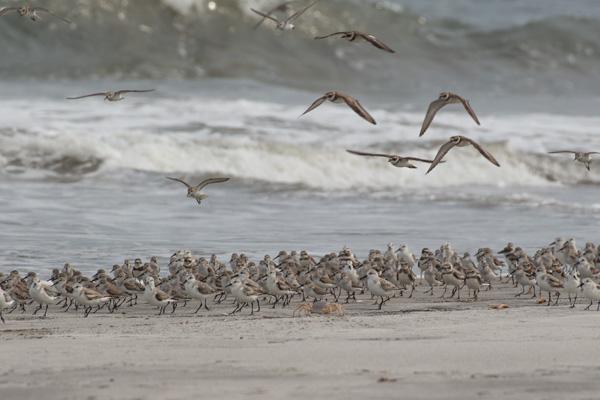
[2,281,600,400]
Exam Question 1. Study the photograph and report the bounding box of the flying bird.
[426,135,500,174]
[66,90,155,102]
[167,177,231,205]
[420,92,480,137]
[548,150,599,171]
[253,1,295,29]
[300,91,376,125]
[346,149,439,169]
[0,6,70,23]
[315,31,395,53]
[250,0,318,31]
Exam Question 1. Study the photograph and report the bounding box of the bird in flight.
[166,177,231,205]
[0,6,70,23]
[427,135,500,174]
[315,31,395,53]
[300,91,376,125]
[250,0,318,31]
[253,1,295,29]
[66,90,155,102]
[548,150,599,171]
[346,149,439,169]
[420,92,480,137]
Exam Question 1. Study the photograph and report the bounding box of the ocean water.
[0,0,599,273]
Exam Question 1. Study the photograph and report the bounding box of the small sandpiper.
[250,0,318,31]
[301,91,376,125]
[426,135,500,174]
[167,176,230,205]
[67,89,155,102]
[548,150,599,171]
[346,149,439,169]
[420,92,480,137]
[0,5,71,23]
[315,31,395,53]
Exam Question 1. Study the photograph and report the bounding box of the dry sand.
[2,282,600,400]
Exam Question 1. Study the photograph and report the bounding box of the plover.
[250,0,318,31]
[426,135,500,174]
[0,5,70,23]
[346,149,439,169]
[66,89,155,102]
[548,150,599,171]
[300,91,376,125]
[143,277,177,315]
[183,275,218,313]
[364,269,398,309]
[535,267,563,306]
[29,277,57,318]
[228,278,262,315]
[167,177,230,205]
[563,270,581,308]
[72,284,112,318]
[315,31,395,53]
[419,92,480,136]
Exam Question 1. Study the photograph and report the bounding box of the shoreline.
[2,281,600,400]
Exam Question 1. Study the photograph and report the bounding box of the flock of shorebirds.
[1,1,599,322]
[1,238,600,322]
[1,1,596,204]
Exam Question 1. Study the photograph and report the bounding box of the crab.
[293,301,345,317]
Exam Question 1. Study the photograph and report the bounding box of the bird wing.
[361,33,395,53]
[457,95,481,125]
[34,7,71,23]
[341,94,377,125]
[66,92,107,100]
[116,89,155,95]
[548,150,577,154]
[300,95,328,117]
[426,139,457,174]
[419,98,448,137]
[346,149,395,158]
[464,137,500,167]
[155,289,171,301]
[250,8,280,23]
[404,157,438,163]
[286,0,319,23]
[196,177,230,191]
[314,31,348,40]
[254,1,293,29]
[0,7,18,16]
[166,177,192,189]
[379,278,398,291]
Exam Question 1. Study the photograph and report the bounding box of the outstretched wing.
[420,98,448,137]
[286,0,319,23]
[34,7,71,23]
[66,92,107,100]
[116,89,155,95]
[361,33,395,53]
[196,177,230,190]
[341,95,377,125]
[464,138,500,167]
[166,177,192,189]
[0,7,18,16]
[254,1,293,29]
[300,95,328,117]
[346,149,395,158]
[404,157,438,163]
[250,8,280,24]
[314,31,348,40]
[548,150,577,154]
[426,140,457,174]
[457,95,481,125]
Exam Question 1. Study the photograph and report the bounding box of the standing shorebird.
[66,89,155,102]
[363,269,398,309]
[301,91,376,125]
[579,278,600,311]
[426,135,500,174]
[143,277,177,315]
[0,6,70,23]
[166,177,230,205]
[315,31,395,53]
[29,277,57,318]
[250,0,318,31]
[420,92,480,137]
[548,150,599,171]
[0,288,15,323]
[346,149,439,169]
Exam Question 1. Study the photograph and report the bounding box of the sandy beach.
[2,282,600,400]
